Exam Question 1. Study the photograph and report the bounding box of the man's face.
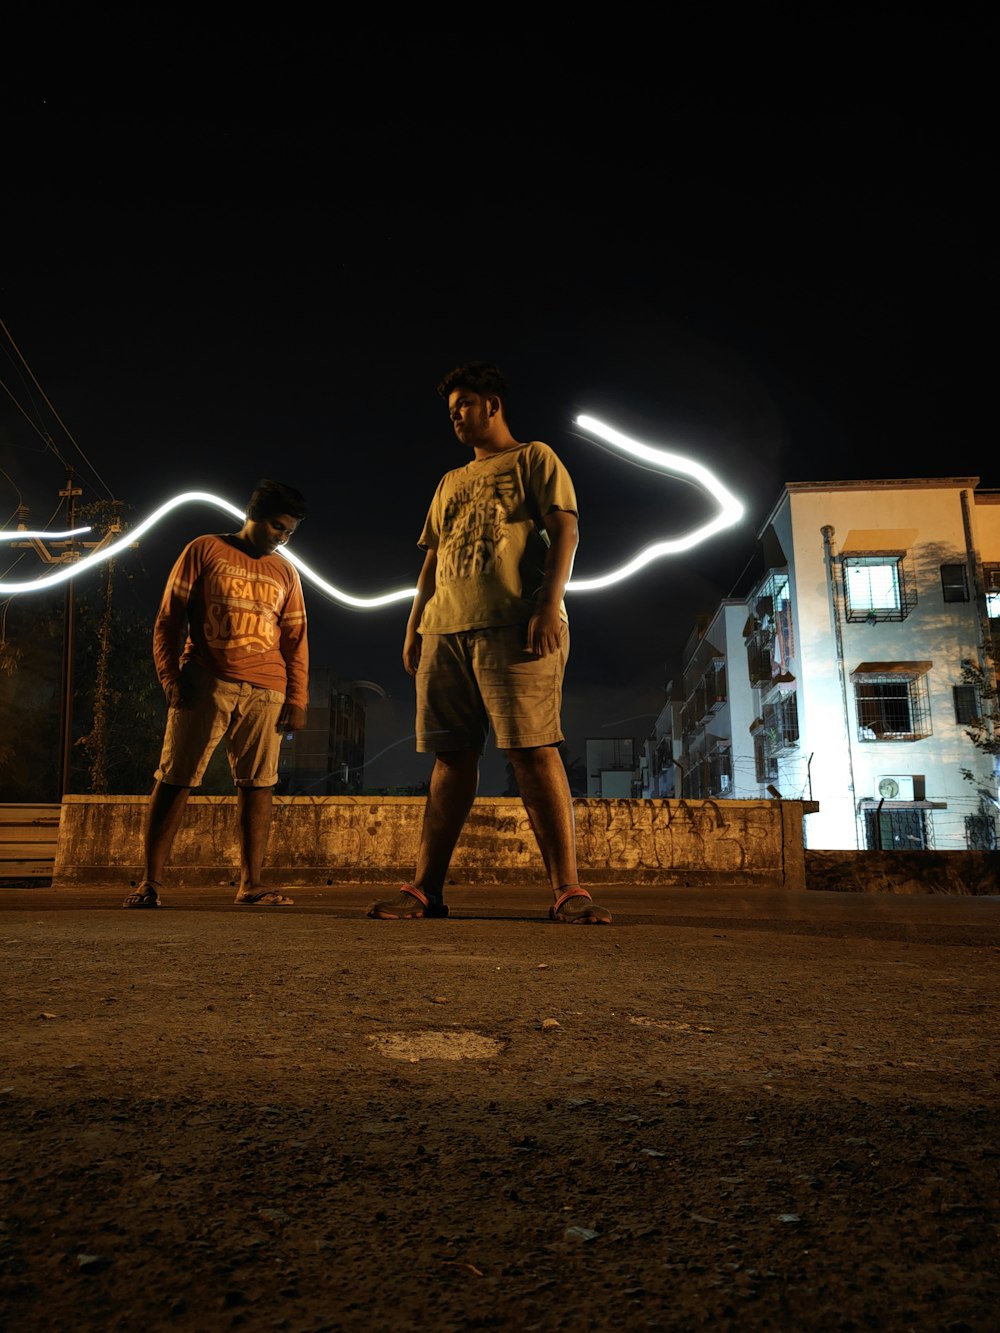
[448,388,493,447]
[245,512,300,556]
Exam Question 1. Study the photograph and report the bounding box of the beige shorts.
[415,623,568,754]
[155,661,286,788]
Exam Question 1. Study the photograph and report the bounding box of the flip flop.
[549,886,612,925]
[366,884,449,919]
[234,889,295,905]
[122,880,162,909]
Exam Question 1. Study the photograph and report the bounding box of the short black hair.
[247,479,308,522]
[436,361,509,413]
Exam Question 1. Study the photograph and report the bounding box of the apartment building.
[278,669,368,796]
[644,478,1000,851]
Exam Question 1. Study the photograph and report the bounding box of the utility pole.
[8,475,127,800]
[58,474,83,799]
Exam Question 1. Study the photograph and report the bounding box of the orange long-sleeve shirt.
[152,534,309,710]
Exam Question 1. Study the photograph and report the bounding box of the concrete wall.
[51,795,819,890]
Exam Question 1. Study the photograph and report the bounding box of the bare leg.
[237,785,273,890]
[234,786,291,904]
[366,750,480,918]
[123,779,191,907]
[144,779,191,880]
[506,745,578,892]
[413,750,480,897]
[507,744,612,924]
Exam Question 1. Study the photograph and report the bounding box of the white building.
[585,736,640,797]
[648,477,1000,851]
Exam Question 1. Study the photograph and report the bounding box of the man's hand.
[163,678,191,710]
[403,627,422,677]
[278,703,307,733]
[526,604,563,657]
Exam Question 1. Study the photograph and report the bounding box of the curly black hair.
[246,479,308,522]
[436,361,509,411]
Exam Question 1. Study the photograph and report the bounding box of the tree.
[0,591,63,800]
[959,659,1000,757]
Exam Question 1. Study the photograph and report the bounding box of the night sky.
[1,18,991,792]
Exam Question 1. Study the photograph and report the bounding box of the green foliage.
[959,659,1000,758]
[0,593,63,800]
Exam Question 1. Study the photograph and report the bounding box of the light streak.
[0,416,744,603]
[0,491,418,607]
[567,414,744,591]
[0,492,244,593]
[4,525,94,541]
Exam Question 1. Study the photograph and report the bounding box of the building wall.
[657,478,1000,852]
[280,669,367,796]
[775,480,998,848]
[676,600,757,800]
[585,737,639,798]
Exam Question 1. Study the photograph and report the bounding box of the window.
[708,748,733,796]
[865,807,929,850]
[984,565,1000,619]
[852,664,932,740]
[965,815,997,851]
[842,553,916,622]
[762,692,799,752]
[744,571,795,686]
[953,684,980,725]
[753,732,778,783]
[940,563,969,602]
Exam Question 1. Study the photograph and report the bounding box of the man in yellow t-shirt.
[367,362,611,925]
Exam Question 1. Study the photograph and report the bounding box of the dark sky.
[0,18,991,792]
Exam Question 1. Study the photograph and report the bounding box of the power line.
[0,314,116,501]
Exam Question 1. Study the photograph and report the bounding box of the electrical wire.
[0,314,116,501]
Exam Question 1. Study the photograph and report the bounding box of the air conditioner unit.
[876,775,914,801]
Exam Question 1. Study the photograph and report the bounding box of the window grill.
[953,684,980,726]
[744,571,795,685]
[746,632,772,687]
[965,814,997,851]
[707,747,732,796]
[762,692,799,752]
[865,806,930,850]
[842,552,917,623]
[852,665,932,741]
[712,660,727,708]
[984,564,1000,619]
[753,732,778,783]
[693,679,711,722]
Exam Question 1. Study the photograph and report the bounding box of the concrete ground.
[1,881,998,1331]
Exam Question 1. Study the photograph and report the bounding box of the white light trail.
[566,414,744,592]
[0,492,243,593]
[279,550,416,609]
[3,525,94,541]
[0,415,744,603]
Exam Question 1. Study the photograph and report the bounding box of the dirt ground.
[1,881,998,1332]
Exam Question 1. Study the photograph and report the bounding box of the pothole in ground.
[367,1030,507,1061]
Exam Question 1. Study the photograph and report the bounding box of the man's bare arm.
[403,547,438,676]
[527,509,579,657]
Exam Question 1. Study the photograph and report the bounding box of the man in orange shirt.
[123,479,309,909]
